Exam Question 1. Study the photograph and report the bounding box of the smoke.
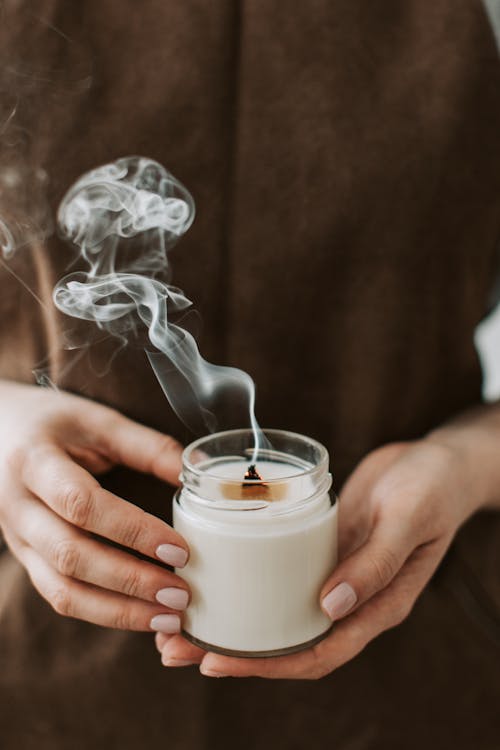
[54,156,265,449]
[0,7,91,258]
[0,11,265,455]
[0,98,53,257]
[0,8,93,389]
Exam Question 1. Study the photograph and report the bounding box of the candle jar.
[173,428,338,657]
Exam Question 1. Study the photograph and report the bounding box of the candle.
[173,429,338,656]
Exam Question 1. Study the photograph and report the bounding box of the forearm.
[426,401,500,512]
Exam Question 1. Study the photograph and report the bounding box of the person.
[1,1,500,748]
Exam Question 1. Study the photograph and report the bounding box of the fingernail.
[156,544,188,567]
[150,614,181,633]
[200,665,229,678]
[321,582,358,621]
[162,658,194,667]
[156,587,189,610]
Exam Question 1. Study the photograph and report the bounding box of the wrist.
[425,403,500,514]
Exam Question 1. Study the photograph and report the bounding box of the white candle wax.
[173,457,338,656]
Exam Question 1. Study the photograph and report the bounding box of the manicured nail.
[321,582,358,621]
[200,665,229,678]
[156,544,188,567]
[150,614,181,633]
[162,658,194,667]
[156,587,189,610]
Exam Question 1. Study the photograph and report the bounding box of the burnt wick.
[239,463,269,500]
[243,464,264,483]
[220,463,286,501]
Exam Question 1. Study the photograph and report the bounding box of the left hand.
[154,437,482,679]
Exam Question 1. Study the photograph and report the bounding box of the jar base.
[180,624,334,658]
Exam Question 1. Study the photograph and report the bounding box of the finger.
[12,539,184,631]
[15,493,190,605]
[1,526,28,567]
[66,445,115,474]
[21,443,189,563]
[155,631,173,652]
[200,542,443,679]
[199,643,318,680]
[160,634,205,666]
[88,410,184,486]
[319,516,417,623]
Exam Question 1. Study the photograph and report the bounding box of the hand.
[156,438,482,678]
[0,380,190,632]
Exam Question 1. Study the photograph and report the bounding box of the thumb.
[338,443,410,558]
[319,521,413,623]
[95,411,184,486]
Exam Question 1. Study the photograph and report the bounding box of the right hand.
[0,380,190,633]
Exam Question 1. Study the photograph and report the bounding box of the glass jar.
[173,428,338,657]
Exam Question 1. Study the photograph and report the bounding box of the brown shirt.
[1,2,500,748]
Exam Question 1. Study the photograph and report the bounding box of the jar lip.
[182,428,330,484]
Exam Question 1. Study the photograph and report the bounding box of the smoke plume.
[54,156,264,446]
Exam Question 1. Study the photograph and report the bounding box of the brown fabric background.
[1,1,500,748]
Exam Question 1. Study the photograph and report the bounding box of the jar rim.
[182,428,330,484]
